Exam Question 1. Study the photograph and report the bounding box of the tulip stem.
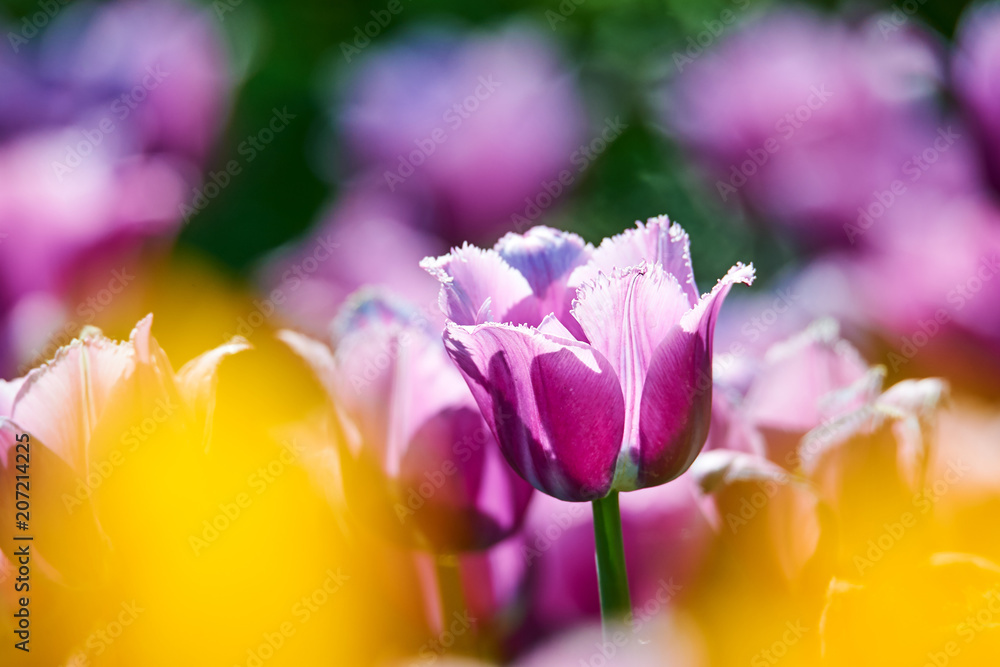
[592,491,631,630]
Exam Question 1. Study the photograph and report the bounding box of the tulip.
[0,316,247,663]
[665,9,976,249]
[954,3,1000,194]
[45,0,231,162]
[692,320,948,585]
[0,0,232,375]
[279,291,533,554]
[423,216,753,626]
[422,217,753,500]
[339,24,586,242]
[0,316,246,584]
[257,186,444,338]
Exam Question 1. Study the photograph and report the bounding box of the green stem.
[592,491,631,630]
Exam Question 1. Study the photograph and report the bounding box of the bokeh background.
[4,0,1000,664]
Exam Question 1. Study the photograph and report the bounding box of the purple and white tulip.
[422,217,754,501]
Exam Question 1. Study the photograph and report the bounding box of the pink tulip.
[340,24,586,242]
[423,217,754,501]
[280,292,533,552]
[0,315,247,587]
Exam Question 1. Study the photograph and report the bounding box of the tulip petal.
[0,378,23,416]
[744,319,870,433]
[0,420,109,587]
[444,322,625,501]
[571,264,690,488]
[495,226,592,295]
[175,337,250,449]
[636,263,755,489]
[537,313,577,340]
[421,244,533,325]
[691,449,823,585]
[10,332,134,473]
[495,226,592,330]
[401,406,533,551]
[570,216,700,306]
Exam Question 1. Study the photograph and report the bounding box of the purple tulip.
[666,9,975,248]
[280,291,533,553]
[0,0,231,374]
[421,217,754,501]
[40,0,231,162]
[954,3,1000,193]
[339,24,586,242]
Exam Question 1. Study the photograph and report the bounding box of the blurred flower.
[666,9,976,248]
[693,320,948,583]
[423,217,753,501]
[717,319,872,466]
[339,23,586,243]
[38,0,230,162]
[920,395,1000,577]
[257,185,444,337]
[512,615,708,667]
[0,316,249,664]
[794,194,1000,394]
[954,2,1000,194]
[0,0,232,376]
[821,553,1000,666]
[0,315,246,586]
[280,292,533,553]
